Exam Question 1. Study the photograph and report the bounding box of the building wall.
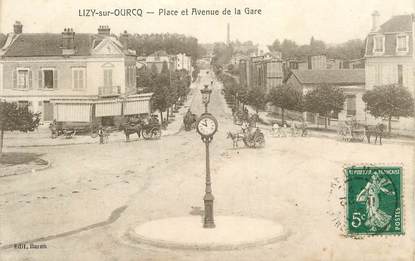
[365,56,414,95]
[337,90,366,122]
[286,74,366,123]
[86,59,126,93]
[298,62,308,70]
[309,55,327,70]
[365,56,414,133]
[2,58,87,91]
[265,60,283,91]
[1,56,130,121]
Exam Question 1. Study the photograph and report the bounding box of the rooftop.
[376,15,413,33]
[291,69,365,85]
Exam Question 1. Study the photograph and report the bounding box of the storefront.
[51,93,153,125]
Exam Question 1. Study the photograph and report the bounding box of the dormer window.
[373,35,385,54]
[396,34,409,53]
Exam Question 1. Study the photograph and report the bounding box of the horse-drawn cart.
[337,120,367,142]
[337,122,365,142]
[227,127,265,149]
[243,128,265,148]
[121,115,161,141]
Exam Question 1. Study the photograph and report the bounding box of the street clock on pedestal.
[196,113,218,138]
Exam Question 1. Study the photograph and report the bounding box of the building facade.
[0,22,152,125]
[238,53,284,93]
[364,12,415,133]
[286,69,366,123]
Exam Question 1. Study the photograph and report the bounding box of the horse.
[121,118,143,142]
[183,112,197,131]
[365,123,385,145]
[226,131,244,148]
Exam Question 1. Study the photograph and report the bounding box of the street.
[0,71,414,261]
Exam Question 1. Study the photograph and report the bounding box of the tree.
[267,85,303,124]
[247,88,266,113]
[0,102,41,155]
[362,84,414,134]
[136,67,153,92]
[149,62,170,123]
[304,84,345,128]
[326,39,365,60]
[237,88,249,109]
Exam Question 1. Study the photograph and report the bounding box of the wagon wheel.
[255,134,265,147]
[142,129,152,140]
[152,128,161,139]
[243,137,255,148]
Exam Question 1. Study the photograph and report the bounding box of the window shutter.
[53,70,58,89]
[12,70,17,88]
[73,70,78,90]
[104,70,108,86]
[125,67,129,87]
[29,70,33,89]
[79,70,84,89]
[38,71,43,89]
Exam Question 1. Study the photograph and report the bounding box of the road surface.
[0,70,414,261]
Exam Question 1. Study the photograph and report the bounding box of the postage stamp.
[345,166,403,236]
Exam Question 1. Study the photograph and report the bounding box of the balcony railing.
[98,86,121,97]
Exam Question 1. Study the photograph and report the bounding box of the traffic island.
[0,152,50,178]
[126,216,286,251]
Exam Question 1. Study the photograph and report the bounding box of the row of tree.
[221,72,414,133]
[268,37,365,60]
[124,33,206,62]
[137,62,192,123]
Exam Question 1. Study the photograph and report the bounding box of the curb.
[124,224,289,251]
[0,159,52,178]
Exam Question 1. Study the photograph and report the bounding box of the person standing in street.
[98,126,104,144]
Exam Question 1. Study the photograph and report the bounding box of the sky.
[0,0,413,46]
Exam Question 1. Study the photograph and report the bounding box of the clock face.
[197,116,217,136]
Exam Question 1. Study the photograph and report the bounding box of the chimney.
[119,30,129,49]
[13,21,23,34]
[98,25,110,36]
[62,28,75,55]
[371,11,380,32]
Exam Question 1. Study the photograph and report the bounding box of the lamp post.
[196,84,218,229]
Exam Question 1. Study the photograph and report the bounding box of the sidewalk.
[242,105,415,145]
[161,90,194,136]
[4,93,194,148]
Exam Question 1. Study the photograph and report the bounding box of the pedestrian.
[98,126,104,144]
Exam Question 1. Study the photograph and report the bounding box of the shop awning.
[123,99,151,115]
[95,101,122,117]
[54,103,92,122]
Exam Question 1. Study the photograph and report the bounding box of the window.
[126,66,135,87]
[72,68,86,90]
[104,69,113,86]
[398,65,403,85]
[397,35,408,52]
[18,100,29,109]
[15,69,31,89]
[346,95,356,116]
[39,69,57,89]
[373,35,385,53]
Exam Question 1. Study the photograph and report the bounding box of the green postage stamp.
[345,166,403,236]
